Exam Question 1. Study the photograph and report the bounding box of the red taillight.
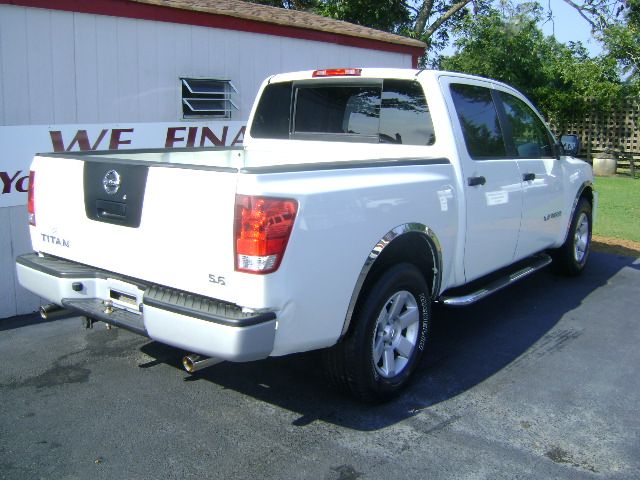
[234,195,298,274]
[312,68,362,77]
[27,170,35,226]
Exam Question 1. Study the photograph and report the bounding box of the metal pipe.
[39,303,76,321]
[182,354,223,373]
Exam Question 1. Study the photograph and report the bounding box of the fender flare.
[561,180,594,244]
[340,223,443,338]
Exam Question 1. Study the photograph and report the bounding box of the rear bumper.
[16,253,276,361]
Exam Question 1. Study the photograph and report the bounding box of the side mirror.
[560,134,581,157]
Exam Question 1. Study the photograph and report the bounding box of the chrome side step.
[439,253,552,307]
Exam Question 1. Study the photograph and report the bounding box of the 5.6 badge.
[209,274,226,286]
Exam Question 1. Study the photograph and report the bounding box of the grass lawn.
[593,176,640,243]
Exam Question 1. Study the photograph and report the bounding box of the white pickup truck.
[16,68,595,402]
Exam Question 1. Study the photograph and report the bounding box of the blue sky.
[440,0,604,57]
[538,0,602,56]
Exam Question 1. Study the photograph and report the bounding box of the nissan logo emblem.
[103,170,121,195]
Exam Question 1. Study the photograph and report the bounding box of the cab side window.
[450,83,507,159]
[500,93,554,158]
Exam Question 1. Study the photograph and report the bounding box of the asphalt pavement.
[1,251,639,479]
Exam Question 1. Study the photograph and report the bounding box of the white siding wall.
[0,4,413,318]
[0,205,41,319]
[0,4,412,125]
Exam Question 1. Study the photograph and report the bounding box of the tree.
[313,0,410,33]
[317,1,495,55]
[249,1,493,60]
[439,2,623,129]
[600,0,640,83]
[247,0,317,8]
[440,4,546,89]
[556,0,626,30]
[250,0,638,77]
[546,1,638,84]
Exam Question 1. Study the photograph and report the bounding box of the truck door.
[444,80,524,282]
[496,90,565,259]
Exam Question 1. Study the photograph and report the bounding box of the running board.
[439,253,552,307]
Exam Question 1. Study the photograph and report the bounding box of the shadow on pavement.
[0,312,43,332]
[138,251,638,431]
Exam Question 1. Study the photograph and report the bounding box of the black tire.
[323,263,431,403]
[551,197,592,276]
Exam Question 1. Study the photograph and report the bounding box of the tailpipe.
[40,303,76,321]
[182,354,223,373]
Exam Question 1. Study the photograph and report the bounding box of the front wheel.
[551,197,592,276]
[323,263,431,403]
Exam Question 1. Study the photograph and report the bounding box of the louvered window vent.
[181,78,238,118]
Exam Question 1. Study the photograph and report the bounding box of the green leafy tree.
[316,1,495,56]
[439,2,623,129]
[556,0,626,30]
[250,0,493,60]
[547,1,637,83]
[250,0,637,83]
[440,4,546,89]
[247,0,317,9]
[601,0,640,83]
[313,0,410,33]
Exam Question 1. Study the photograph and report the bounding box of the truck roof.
[267,68,513,90]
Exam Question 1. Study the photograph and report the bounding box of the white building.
[0,0,425,318]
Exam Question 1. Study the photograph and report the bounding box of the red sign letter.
[165,127,186,148]
[109,128,134,149]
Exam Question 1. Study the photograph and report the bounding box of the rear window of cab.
[250,79,436,146]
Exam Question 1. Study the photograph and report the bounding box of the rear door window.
[450,83,507,159]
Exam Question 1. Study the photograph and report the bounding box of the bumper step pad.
[62,298,147,335]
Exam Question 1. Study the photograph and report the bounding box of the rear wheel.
[324,263,431,403]
[551,198,592,276]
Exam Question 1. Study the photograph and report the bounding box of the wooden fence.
[558,99,639,177]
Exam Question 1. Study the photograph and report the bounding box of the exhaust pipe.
[182,354,223,373]
[40,303,76,321]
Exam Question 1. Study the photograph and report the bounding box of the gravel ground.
[1,251,639,480]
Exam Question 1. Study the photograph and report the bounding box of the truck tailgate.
[30,152,238,302]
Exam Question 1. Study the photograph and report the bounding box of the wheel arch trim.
[562,180,594,244]
[340,223,442,338]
